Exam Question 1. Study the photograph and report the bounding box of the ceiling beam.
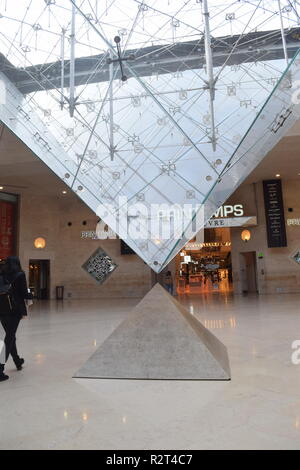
[1,27,300,94]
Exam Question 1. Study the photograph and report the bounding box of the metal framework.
[0,0,300,271]
[1,28,299,94]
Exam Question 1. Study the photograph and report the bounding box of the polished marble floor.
[1,291,300,450]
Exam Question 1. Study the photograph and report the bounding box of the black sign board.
[120,239,136,255]
[263,179,287,248]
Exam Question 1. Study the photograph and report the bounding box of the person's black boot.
[0,364,9,382]
[14,358,25,371]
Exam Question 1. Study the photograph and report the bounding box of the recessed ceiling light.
[0,186,3,190]
[275,174,281,178]
[62,190,67,194]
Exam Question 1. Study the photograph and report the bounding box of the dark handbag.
[0,272,23,316]
[0,281,14,315]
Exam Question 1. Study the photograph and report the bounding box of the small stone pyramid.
[74,283,231,380]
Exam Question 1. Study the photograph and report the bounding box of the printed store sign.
[263,179,287,248]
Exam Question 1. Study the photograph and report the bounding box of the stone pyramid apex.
[74,283,231,380]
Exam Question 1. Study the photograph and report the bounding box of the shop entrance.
[175,227,233,295]
[29,259,50,300]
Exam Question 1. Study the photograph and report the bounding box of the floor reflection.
[177,277,233,295]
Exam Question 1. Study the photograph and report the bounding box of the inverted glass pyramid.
[1,0,300,272]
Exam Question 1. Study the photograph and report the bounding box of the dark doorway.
[29,260,50,300]
[240,252,258,294]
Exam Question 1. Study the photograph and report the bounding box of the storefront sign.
[81,230,114,239]
[81,220,116,240]
[205,216,257,228]
[0,201,14,259]
[185,241,231,250]
[212,204,244,218]
[287,218,300,226]
[263,179,287,248]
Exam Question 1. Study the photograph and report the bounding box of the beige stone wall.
[12,177,300,298]
[230,180,300,294]
[17,192,152,299]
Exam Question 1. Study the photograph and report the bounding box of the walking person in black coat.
[0,256,32,382]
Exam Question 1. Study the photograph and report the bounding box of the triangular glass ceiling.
[0,0,300,272]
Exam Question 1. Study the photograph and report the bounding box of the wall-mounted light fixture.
[241,229,251,242]
[34,237,46,249]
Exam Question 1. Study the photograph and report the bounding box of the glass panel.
[0,1,300,271]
